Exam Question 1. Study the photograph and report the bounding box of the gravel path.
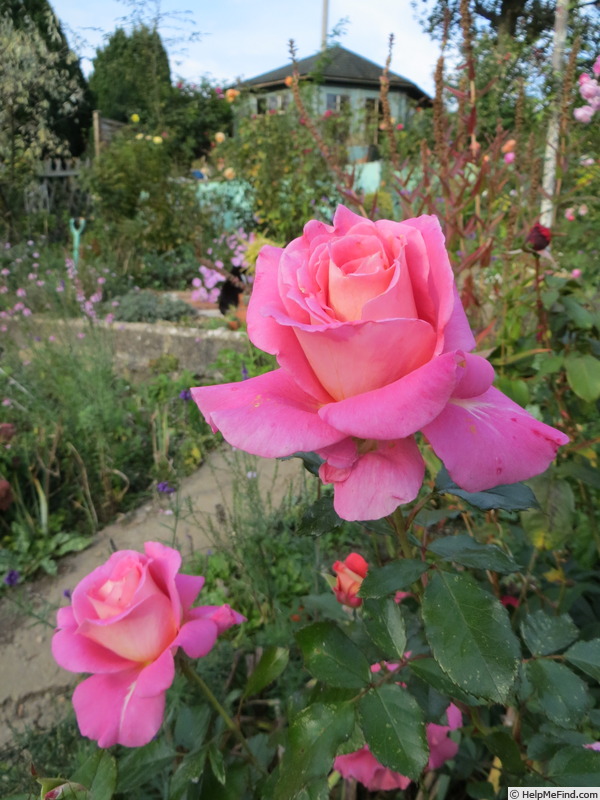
[0,449,303,749]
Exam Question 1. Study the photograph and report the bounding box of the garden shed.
[240,45,431,161]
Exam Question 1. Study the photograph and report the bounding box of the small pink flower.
[594,56,600,77]
[565,207,576,221]
[578,204,589,216]
[503,152,516,164]
[97,277,106,285]
[574,106,594,123]
[33,252,39,258]
[22,308,32,317]
[77,332,86,339]
[1,268,9,276]
[2,398,12,406]
[571,269,582,279]
[396,123,404,130]
[48,335,56,342]
[36,280,45,287]
[16,288,26,297]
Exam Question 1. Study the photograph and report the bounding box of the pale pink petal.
[71,550,144,624]
[453,353,495,398]
[175,573,205,611]
[57,605,76,630]
[145,541,183,621]
[318,352,458,439]
[316,437,357,469]
[295,318,436,400]
[422,386,569,491]
[52,627,135,674]
[72,662,170,748]
[320,438,425,521]
[332,205,374,235]
[191,369,346,457]
[173,617,218,658]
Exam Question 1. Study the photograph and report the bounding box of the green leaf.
[427,534,521,574]
[520,610,578,656]
[297,497,343,537]
[71,750,117,800]
[281,451,324,476]
[422,572,520,702]
[436,467,539,511]
[565,353,600,402]
[174,704,211,751]
[521,472,574,551]
[208,743,226,785]
[564,639,600,682]
[116,740,176,794]
[295,622,371,688]
[548,746,600,786]
[526,660,592,728]
[408,658,483,705]
[484,730,525,775]
[363,598,407,659]
[243,647,289,698]
[273,703,354,800]
[359,684,428,779]
[169,750,207,800]
[359,560,429,598]
[494,376,530,407]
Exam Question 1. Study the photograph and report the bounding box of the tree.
[89,25,172,127]
[2,0,91,157]
[0,11,85,235]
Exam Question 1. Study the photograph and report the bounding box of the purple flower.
[4,569,20,587]
[241,364,249,380]
[157,481,176,494]
[63,588,72,599]
[179,389,192,401]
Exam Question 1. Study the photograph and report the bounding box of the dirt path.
[0,448,303,749]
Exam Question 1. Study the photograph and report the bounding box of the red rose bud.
[525,222,552,252]
[332,553,368,607]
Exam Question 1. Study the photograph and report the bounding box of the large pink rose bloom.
[52,541,244,748]
[192,206,568,520]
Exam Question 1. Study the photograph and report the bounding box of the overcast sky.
[50,0,441,94]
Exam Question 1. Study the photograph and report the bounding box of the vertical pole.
[321,0,329,50]
[539,0,570,228]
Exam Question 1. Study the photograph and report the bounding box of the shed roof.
[242,45,430,103]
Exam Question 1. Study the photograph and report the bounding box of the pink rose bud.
[51,542,244,748]
[332,553,368,607]
[565,207,576,221]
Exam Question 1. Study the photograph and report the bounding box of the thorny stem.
[179,656,268,775]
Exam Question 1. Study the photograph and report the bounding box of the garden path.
[0,448,303,750]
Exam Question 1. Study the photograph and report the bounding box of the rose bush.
[51,541,244,748]
[192,206,568,520]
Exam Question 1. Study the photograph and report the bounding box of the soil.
[0,448,303,750]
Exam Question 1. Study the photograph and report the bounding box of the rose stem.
[178,656,267,775]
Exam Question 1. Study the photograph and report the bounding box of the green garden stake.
[69,217,86,271]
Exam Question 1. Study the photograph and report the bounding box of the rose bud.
[332,553,368,607]
[525,222,552,252]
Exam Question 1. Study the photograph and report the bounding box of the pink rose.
[191,206,568,521]
[332,552,368,607]
[574,106,595,123]
[334,703,462,790]
[52,541,244,747]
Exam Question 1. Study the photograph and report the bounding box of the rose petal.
[52,626,136,674]
[72,653,173,748]
[320,437,425,520]
[173,617,218,658]
[175,573,205,612]
[335,747,411,792]
[191,369,346,457]
[295,318,436,401]
[318,352,459,439]
[422,386,569,491]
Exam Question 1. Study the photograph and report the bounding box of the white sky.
[50,0,441,95]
